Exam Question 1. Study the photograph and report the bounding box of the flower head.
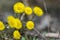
[13,30,21,39]
[15,18,22,29]
[25,7,32,15]
[33,6,43,16]
[7,16,16,28]
[0,21,5,31]
[26,21,34,30]
[13,2,25,13]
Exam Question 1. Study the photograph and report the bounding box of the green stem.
[25,34,28,40]
[29,36,32,40]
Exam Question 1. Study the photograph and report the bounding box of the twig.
[43,0,50,34]
[34,28,48,40]
[20,13,25,20]
[22,0,29,6]
[42,0,48,14]
[45,33,60,38]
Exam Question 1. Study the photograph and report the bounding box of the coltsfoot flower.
[7,16,16,28]
[15,18,22,29]
[0,21,5,31]
[26,21,34,30]
[13,2,25,14]
[25,7,32,15]
[33,6,43,16]
[13,30,21,39]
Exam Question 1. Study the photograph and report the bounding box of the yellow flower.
[25,7,32,15]
[13,2,25,14]
[0,21,5,31]
[26,21,34,30]
[33,6,43,16]
[13,30,21,39]
[15,18,22,29]
[7,16,16,28]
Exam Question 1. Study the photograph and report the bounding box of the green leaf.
[36,39,38,40]
[33,37,36,40]
[21,36,25,40]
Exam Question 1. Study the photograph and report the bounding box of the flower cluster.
[26,21,34,30]
[33,6,44,16]
[25,7,32,15]
[0,2,44,40]
[7,16,16,28]
[7,15,35,39]
[13,2,44,16]
[13,30,21,39]
[7,16,22,29]
[13,2,25,13]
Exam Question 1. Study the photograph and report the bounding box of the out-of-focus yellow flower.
[13,2,25,14]
[0,21,5,31]
[33,6,43,16]
[7,16,16,28]
[13,30,21,39]
[26,21,34,30]
[15,18,22,29]
[25,7,32,15]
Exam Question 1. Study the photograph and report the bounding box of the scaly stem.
[20,0,29,20]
